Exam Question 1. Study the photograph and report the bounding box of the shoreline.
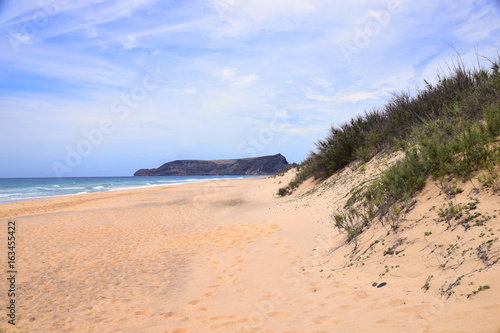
[0,176,267,220]
[0,175,265,206]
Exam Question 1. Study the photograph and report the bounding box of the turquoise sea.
[0,176,253,204]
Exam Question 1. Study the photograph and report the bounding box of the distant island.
[133,153,295,176]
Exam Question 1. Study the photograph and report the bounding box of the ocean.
[0,176,255,204]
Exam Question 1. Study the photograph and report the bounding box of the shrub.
[286,55,500,191]
[333,208,368,244]
[277,187,288,196]
[484,103,500,137]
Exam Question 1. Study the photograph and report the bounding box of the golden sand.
[1,163,499,332]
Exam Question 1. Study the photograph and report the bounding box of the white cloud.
[221,68,236,80]
[121,34,139,49]
[0,43,134,87]
[10,32,33,44]
[304,88,332,102]
[210,0,318,37]
[233,74,258,87]
[219,69,258,87]
[340,92,379,102]
[2,0,500,176]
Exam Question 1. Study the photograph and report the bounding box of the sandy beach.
[1,166,500,332]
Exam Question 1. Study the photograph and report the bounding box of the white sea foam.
[0,176,249,204]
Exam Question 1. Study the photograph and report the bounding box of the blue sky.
[1,0,500,177]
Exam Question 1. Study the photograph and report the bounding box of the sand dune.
[1,162,500,332]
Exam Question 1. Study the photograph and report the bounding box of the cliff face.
[134,154,295,176]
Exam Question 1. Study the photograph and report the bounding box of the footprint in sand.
[170,329,188,333]
[161,312,186,320]
[337,304,359,310]
[266,311,293,318]
[217,320,239,328]
[313,315,342,325]
[209,315,237,321]
[481,305,500,310]
[188,299,200,305]
[133,310,153,316]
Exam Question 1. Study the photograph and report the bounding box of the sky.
[1,0,500,177]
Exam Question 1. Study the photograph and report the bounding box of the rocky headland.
[133,153,295,176]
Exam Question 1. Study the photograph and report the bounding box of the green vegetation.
[472,284,491,295]
[332,208,369,245]
[278,54,500,243]
[423,275,433,291]
[279,56,500,196]
[437,202,466,220]
[276,187,288,196]
[441,276,464,298]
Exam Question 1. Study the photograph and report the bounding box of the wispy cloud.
[220,68,236,81]
[340,91,379,102]
[304,88,333,102]
[120,33,139,49]
[0,0,499,176]
[233,74,258,87]
[9,32,33,44]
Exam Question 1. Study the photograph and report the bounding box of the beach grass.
[279,55,500,196]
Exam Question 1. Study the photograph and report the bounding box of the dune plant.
[332,208,369,245]
[278,55,500,196]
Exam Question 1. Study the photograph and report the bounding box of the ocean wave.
[0,176,249,204]
[38,187,59,191]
